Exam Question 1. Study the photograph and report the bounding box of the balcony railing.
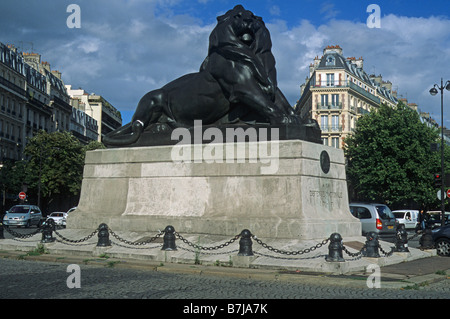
[317,102,342,110]
[0,76,27,98]
[321,125,343,133]
[310,80,381,105]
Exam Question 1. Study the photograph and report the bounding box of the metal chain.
[54,228,98,244]
[342,244,365,257]
[2,226,41,239]
[378,244,394,257]
[174,232,240,251]
[55,237,94,246]
[408,232,420,241]
[252,236,329,256]
[108,227,163,246]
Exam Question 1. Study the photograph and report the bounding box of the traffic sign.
[18,192,26,200]
[447,189,450,198]
[437,189,447,200]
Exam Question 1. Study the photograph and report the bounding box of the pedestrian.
[418,209,426,231]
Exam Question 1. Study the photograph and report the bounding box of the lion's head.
[209,5,265,50]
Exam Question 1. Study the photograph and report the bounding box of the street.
[0,253,448,300]
[0,225,448,308]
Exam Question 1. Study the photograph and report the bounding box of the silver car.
[3,205,43,227]
[46,212,68,227]
[350,203,397,240]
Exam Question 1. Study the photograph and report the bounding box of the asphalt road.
[1,225,448,315]
[0,256,448,300]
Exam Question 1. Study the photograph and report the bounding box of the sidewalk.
[0,228,448,289]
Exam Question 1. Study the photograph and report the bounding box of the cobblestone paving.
[0,258,448,299]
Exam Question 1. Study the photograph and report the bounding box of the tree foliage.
[0,130,104,211]
[24,130,86,199]
[344,102,446,209]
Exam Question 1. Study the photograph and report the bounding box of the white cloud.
[2,1,449,125]
[266,13,450,119]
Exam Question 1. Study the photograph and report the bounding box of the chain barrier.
[54,228,98,244]
[408,232,421,241]
[342,244,365,258]
[0,222,431,262]
[378,244,394,257]
[175,231,240,252]
[3,225,41,239]
[252,235,329,256]
[108,227,163,247]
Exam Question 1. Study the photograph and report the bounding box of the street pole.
[440,78,445,228]
[430,78,450,227]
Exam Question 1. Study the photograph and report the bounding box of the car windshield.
[8,206,30,214]
[376,205,395,220]
[50,213,64,217]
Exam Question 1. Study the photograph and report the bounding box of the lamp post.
[429,78,450,227]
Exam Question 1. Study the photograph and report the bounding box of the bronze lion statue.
[103,5,319,147]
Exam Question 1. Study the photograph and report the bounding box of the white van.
[392,210,419,230]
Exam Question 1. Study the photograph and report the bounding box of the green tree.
[24,130,86,209]
[344,102,445,209]
[0,160,28,209]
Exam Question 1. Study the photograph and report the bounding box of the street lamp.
[429,78,450,227]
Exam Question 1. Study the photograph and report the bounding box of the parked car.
[46,212,68,228]
[67,207,77,214]
[392,210,419,230]
[349,203,397,241]
[426,211,450,228]
[2,205,43,227]
[432,225,450,256]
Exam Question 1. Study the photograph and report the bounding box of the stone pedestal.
[67,140,361,240]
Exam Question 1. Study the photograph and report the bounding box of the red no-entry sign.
[19,192,26,200]
[447,189,450,199]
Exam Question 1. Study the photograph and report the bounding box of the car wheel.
[435,238,450,256]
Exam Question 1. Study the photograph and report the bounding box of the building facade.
[0,42,104,164]
[296,45,398,148]
[66,85,122,142]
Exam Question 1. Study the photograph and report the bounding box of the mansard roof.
[316,49,397,104]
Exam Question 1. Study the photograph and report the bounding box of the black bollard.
[238,229,253,256]
[419,227,434,249]
[41,219,55,243]
[363,232,380,257]
[0,221,4,239]
[97,223,111,247]
[161,225,177,251]
[326,233,345,262]
[394,227,409,252]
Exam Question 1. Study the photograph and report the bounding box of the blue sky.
[1,0,449,126]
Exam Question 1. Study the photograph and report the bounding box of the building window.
[326,56,335,66]
[326,73,335,87]
[331,94,339,107]
[331,115,339,131]
[332,137,339,148]
[321,115,328,131]
[321,94,328,108]
[322,137,329,146]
